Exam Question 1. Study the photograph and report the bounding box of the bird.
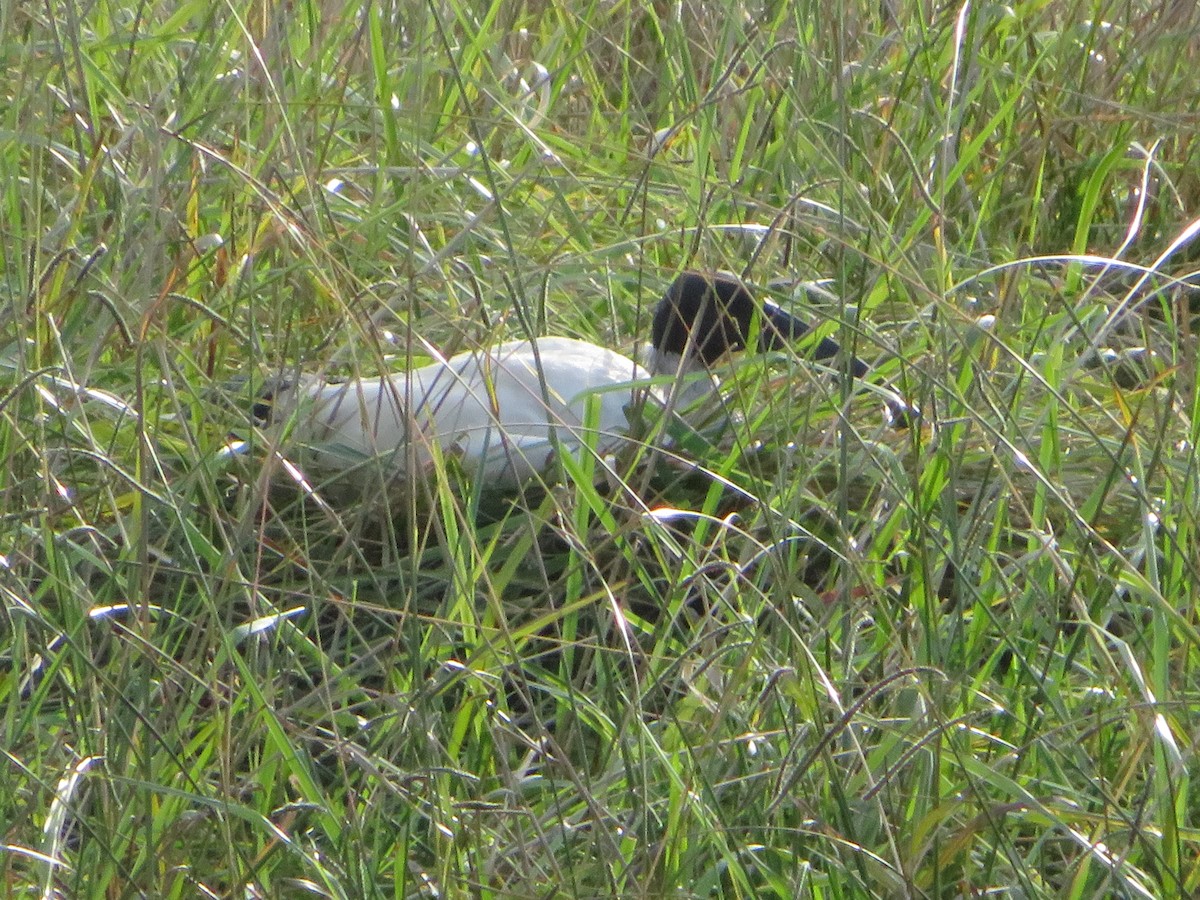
[255,271,908,492]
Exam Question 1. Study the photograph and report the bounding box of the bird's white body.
[272,336,652,488]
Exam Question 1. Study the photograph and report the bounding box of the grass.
[3,0,1200,896]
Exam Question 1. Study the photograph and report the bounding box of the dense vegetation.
[3,0,1200,896]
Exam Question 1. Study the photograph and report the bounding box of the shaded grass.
[4,0,1200,896]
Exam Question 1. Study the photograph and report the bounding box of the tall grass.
[3,0,1200,896]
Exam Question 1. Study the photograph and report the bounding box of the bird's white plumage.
[271,336,652,487]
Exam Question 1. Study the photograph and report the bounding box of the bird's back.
[276,336,649,487]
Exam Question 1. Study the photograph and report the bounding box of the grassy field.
[4,0,1200,896]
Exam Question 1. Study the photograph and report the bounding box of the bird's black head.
[651,272,813,365]
[649,270,917,427]
[251,378,293,426]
